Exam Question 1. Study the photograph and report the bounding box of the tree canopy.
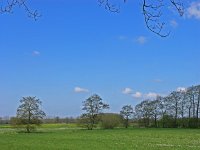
[15,96,46,132]
[120,105,134,128]
[135,85,200,128]
[81,94,109,130]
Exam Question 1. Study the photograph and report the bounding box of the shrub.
[100,113,122,129]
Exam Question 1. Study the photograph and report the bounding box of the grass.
[41,123,78,129]
[0,125,200,150]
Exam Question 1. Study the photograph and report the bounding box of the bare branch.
[142,0,170,37]
[0,0,40,20]
[170,0,184,16]
[98,0,122,13]
[0,0,185,36]
[98,0,185,37]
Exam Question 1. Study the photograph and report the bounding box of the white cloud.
[74,87,89,93]
[170,20,178,28]
[32,51,40,56]
[122,88,133,94]
[145,92,158,99]
[122,88,142,99]
[135,36,147,44]
[132,92,142,98]
[177,87,186,92]
[122,87,161,100]
[187,1,200,20]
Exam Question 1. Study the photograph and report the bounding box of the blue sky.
[0,0,200,117]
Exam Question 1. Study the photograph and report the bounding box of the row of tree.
[10,84,200,132]
[135,85,200,128]
[79,85,200,129]
[10,94,133,131]
[78,94,134,130]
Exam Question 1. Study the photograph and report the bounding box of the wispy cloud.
[153,79,163,83]
[132,92,142,98]
[122,88,133,94]
[170,20,178,28]
[187,1,200,20]
[74,87,89,93]
[118,35,148,45]
[32,51,40,56]
[135,36,147,45]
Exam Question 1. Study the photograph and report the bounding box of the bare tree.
[165,91,183,127]
[120,105,134,128]
[149,97,162,127]
[134,84,200,128]
[15,96,46,133]
[98,0,185,37]
[135,100,153,127]
[81,94,109,130]
[187,85,200,119]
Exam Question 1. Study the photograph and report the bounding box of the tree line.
[135,85,200,128]
[7,84,200,132]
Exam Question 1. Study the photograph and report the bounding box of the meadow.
[0,124,200,150]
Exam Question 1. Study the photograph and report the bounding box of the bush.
[188,118,199,128]
[10,117,38,132]
[100,113,122,129]
[77,115,97,130]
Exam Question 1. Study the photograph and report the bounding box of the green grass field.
[0,124,200,150]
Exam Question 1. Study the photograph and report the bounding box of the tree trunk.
[181,102,184,127]
[162,113,165,128]
[125,116,128,128]
[154,114,157,128]
[162,111,165,128]
[26,125,30,133]
[193,95,195,118]
[147,117,150,127]
[181,102,184,118]
[175,101,178,127]
[196,90,200,127]
[189,107,191,119]
[196,90,200,119]
[27,107,31,133]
